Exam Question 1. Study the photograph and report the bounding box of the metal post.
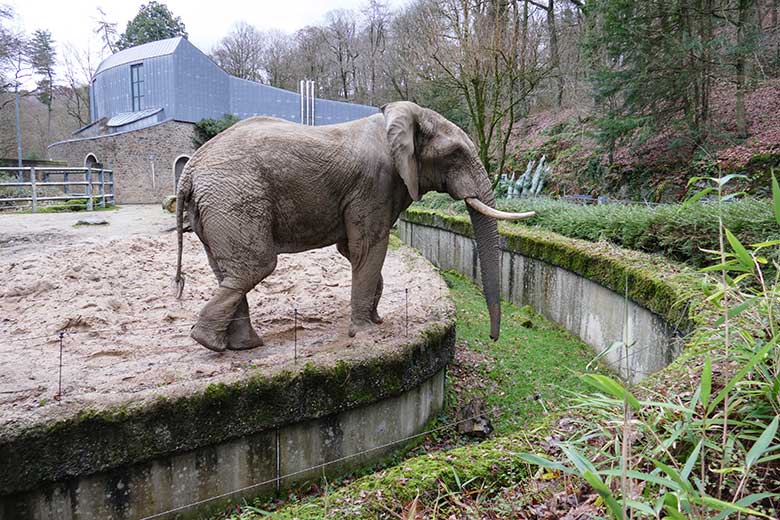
[86,168,93,211]
[57,331,64,400]
[306,79,311,126]
[109,171,114,203]
[14,87,22,174]
[63,171,69,195]
[310,80,316,126]
[99,169,106,208]
[30,167,37,213]
[300,80,305,125]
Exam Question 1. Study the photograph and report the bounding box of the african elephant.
[174,101,533,352]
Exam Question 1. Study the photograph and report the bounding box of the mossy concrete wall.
[0,319,455,520]
[2,369,445,520]
[399,214,686,382]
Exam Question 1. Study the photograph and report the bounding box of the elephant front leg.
[347,237,389,337]
[337,239,383,326]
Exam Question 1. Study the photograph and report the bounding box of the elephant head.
[382,101,534,341]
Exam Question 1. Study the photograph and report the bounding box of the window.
[131,63,144,111]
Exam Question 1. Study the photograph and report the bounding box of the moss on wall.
[401,207,700,330]
[0,323,455,496]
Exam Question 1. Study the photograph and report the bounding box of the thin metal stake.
[294,307,298,364]
[57,331,64,400]
[405,287,409,337]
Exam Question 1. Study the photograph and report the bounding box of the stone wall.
[48,120,196,204]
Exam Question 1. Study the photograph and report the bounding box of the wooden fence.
[0,167,114,212]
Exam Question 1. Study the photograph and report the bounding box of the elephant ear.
[382,102,421,201]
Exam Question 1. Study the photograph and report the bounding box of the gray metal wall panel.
[229,77,300,121]
[89,37,377,128]
[92,55,174,120]
[314,98,378,125]
[173,41,230,122]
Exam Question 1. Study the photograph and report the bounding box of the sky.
[9,0,406,85]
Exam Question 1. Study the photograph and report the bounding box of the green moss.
[0,321,455,496]
[271,432,537,519]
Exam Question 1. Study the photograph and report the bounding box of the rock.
[162,195,177,213]
[457,398,493,438]
[74,219,109,226]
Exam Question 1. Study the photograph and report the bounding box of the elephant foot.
[370,311,383,324]
[191,322,228,353]
[348,318,376,337]
[227,325,264,351]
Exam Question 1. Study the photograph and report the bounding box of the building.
[48,37,378,204]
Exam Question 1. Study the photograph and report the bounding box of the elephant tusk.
[465,197,536,221]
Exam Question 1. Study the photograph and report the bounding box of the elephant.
[173,101,533,353]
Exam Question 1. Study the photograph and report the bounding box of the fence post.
[99,169,106,208]
[63,171,70,194]
[30,167,37,213]
[86,168,93,211]
[109,171,114,203]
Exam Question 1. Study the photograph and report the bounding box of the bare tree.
[262,29,294,88]
[321,10,360,100]
[361,0,390,104]
[93,7,118,54]
[62,42,97,128]
[211,21,266,82]
[411,0,549,175]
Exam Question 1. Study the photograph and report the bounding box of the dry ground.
[0,205,451,435]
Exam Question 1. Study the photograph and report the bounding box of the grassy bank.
[214,270,601,519]
[415,193,779,269]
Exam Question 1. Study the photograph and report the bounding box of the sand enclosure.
[0,207,452,434]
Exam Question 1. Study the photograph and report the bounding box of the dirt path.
[0,205,451,435]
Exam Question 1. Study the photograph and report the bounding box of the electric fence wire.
[138,412,490,520]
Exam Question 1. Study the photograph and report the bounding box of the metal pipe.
[306,79,311,126]
[311,80,316,126]
[299,80,305,125]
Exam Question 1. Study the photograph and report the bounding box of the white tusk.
[465,197,536,220]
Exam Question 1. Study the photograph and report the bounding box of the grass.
[441,271,601,433]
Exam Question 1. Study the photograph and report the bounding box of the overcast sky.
[9,0,406,83]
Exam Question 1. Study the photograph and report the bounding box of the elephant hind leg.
[192,256,277,353]
[226,296,263,351]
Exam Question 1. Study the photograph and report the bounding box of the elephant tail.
[174,170,192,299]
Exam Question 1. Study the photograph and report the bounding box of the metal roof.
[95,37,184,74]
[106,107,163,127]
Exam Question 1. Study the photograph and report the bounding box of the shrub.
[192,113,240,148]
[414,193,779,269]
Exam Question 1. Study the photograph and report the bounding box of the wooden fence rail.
[0,167,114,212]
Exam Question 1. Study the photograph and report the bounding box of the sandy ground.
[0,206,452,435]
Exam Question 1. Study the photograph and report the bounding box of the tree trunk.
[735,0,752,139]
[547,0,563,107]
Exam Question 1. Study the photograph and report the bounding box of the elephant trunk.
[466,177,502,341]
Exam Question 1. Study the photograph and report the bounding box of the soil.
[0,206,452,435]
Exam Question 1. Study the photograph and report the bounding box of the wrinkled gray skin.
[175,101,502,352]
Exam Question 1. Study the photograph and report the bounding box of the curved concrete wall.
[398,218,683,382]
[3,370,445,520]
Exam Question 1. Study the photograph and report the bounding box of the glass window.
[131,63,144,111]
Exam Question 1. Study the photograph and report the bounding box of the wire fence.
[138,413,486,520]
